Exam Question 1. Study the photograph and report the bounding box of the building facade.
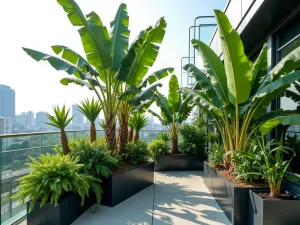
[0,85,15,125]
[72,104,84,129]
[0,117,12,150]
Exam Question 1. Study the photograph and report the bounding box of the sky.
[0,0,227,116]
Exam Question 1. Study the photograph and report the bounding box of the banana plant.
[128,113,149,143]
[77,98,102,143]
[23,0,172,152]
[181,10,300,167]
[45,105,73,155]
[149,75,195,153]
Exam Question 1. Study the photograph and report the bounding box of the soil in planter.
[258,192,298,200]
[212,163,269,188]
[112,161,149,175]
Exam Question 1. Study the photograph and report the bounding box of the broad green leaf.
[132,99,154,114]
[128,83,162,106]
[183,63,221,108]
[168,75,180,113]
[259,114,300,135]
[178,98,194,123]
[253,109,297,123]
[139,67,174,89]
[148,109,167,126]
[191,39,228,103]
[23,48,88,80]
[57,0,112,69]
[60,77,105,90]
[110,3,130,71]
[116,27,152,81]
[215,10,253,104]
[155,92,173,124]
[258,46,300,91]
[125,18,167,86]
[283,89,300,103]
[119,85,140,100]
[250,43,268,94]
[51,45,98,76]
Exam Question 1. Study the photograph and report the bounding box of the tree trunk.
[104,116,117,151]
[118,121,128,154]
[61,130,70,155]
[128,127,134,142]
[134,131,139,143]
[90,122,96,143]
[270,185,281,198]
[171,136,178,154]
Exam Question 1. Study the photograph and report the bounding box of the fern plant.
[149,139,170,163]
[126,140,150,165]
[13,154,102,212]
[45,105,73,155]
[77,98,102,143]
[69,137,122,178]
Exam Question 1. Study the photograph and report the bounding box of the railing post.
[40,134,43,155]
[9,181,12,218]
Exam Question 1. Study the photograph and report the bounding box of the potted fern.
[13,154,102,225]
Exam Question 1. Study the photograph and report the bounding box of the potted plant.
[13,154,102,225]
[236,135,300,225]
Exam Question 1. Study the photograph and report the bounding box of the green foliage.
[69,137,122,178]
[148,139,170,163]
[125,140,150,165]
[128,113,149,132]
[45,105,73,130]
[208,143,223,168]
[13,154,102,212]
[179,118,207,156]
[156,132,170,142]
[77,98,102,123]
[206,132,219,144]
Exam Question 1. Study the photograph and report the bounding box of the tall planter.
[248,190,300,225]
[101,162,154,207]
[27,193,93,225]
[203,161,265,225]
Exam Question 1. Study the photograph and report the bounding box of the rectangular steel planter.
[249,190,300,225]
[203,161,264,225]
[155,154,206,171]
[27,193,93,225]
[101,161,154,207]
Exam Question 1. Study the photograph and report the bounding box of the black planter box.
[101,161,154,207]
[155,154,205,171]
[203,161,264,225]
[27,193,93,225]
[249,190,300,225]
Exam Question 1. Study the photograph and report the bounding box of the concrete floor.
[72,171,231,225]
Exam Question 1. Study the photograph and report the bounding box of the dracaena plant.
[23,0,173,152]
[45,105,73,155]
[181,10,300,167]
[77,98,102,143]
[149,75,195,153]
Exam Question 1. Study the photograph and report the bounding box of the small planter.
[155,154,206,171]
[101,161,154,207]
[248,190,300,225]
[27,193,93,225]
[203,161,265,225]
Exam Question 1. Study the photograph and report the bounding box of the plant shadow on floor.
[156,171,203,179]
[149,180,230,225]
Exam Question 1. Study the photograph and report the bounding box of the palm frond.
[45,105,73,130]
[77,98,102,123]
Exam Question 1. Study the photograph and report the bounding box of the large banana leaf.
[191,39,228,103]
[128,83,162,106]
[123,18,167,86]
[184,63,222,108]
[259,114,300,135]
[60,77,105,90]
[139,67,174,89]
[110,3,130,71]
[23,48,89,80]
[155,92,173,124]
[168,75,180,113]
[250,43,268,94]
[51,45,98,76]
[148,109,168,126]
[177,98,194,123]
[116,27,152,81]
[57,0,112,69]
[258,46,300,91]
[283,89,300,103]
[215,10,252,104]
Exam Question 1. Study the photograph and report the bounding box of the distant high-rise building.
[0,117,12,150]
[27,111,35,127]
[36,111,48,128]
[0,85,15,124]
[16,112,28,128]
[72,104,84,129]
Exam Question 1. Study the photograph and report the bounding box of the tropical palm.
[149,75,194,153]
[45,105,73,155]
[77,98,102,143]
[23,0,172,152]
[128,113,149,143]
[181,10,300,168]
